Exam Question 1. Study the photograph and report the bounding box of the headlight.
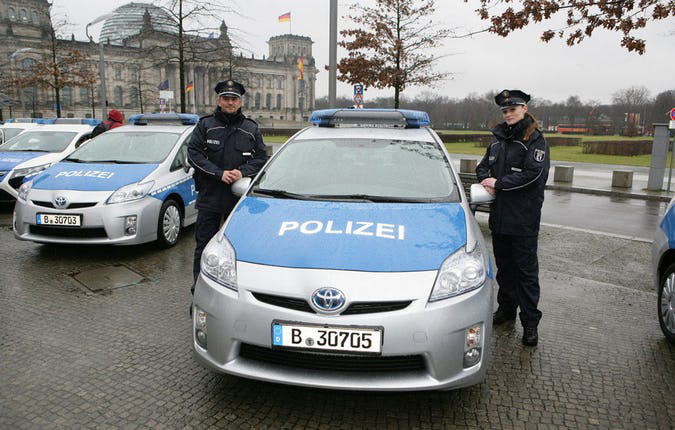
[17,180,33,201]
[429,242,486,301]
[106,181,154,204]
[10,163,51,180]
[200,232,237,291]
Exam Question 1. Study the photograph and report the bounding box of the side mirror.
[231,177,251,197]
[469,183,494,212]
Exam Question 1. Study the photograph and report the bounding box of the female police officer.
[476,89,550,346]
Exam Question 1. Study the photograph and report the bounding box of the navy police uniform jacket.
[476,115,550,236]
[188,108,267,213]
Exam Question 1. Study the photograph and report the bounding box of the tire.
[658,263,675,344]
[157,199,182,248]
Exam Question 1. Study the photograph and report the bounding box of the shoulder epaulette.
[199,113,214,121]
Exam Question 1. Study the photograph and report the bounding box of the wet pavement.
[1,200,673,429]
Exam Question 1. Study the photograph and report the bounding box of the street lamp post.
[86,14,113,120]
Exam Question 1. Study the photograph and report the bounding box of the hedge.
[582,140,652,156]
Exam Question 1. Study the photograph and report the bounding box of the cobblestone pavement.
[0,203,673,430]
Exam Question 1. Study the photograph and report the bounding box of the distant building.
[0,1,316,125]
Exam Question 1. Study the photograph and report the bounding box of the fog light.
[463,324,483,368]
[125,215,137,235]
[194,308,207,349]
[463,348,481,367]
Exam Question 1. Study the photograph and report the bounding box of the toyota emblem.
[53,195,69,209]
[311,288,346,313]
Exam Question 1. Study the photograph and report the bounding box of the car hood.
[31,162,159,191]
[225,196,467,272]
[0,151,48,171]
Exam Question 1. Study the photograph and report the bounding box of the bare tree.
[338,0,450,108]
[462,0,674,54]
[612,85,652,106]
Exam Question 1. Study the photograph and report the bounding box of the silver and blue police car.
[192,109,495,391]
[652,197,675,344]
[13,114,198,247]
[0,118,100,202]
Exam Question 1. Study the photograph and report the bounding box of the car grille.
[29,225,107,238]
[252,292,412,315]
[239,343,425,372]
[32,200,98,209]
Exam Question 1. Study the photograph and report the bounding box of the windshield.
[254,138,458,202]
[0,131,77,152]
[66,131,181,164]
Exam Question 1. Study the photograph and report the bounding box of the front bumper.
[13,191,162,245]
[192,262,493,391]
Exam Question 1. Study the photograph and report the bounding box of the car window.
[67,131,181,164]
[170,142,189,171]
[1,127,25,142]
[0,131,77,152]
[256,138,457,201]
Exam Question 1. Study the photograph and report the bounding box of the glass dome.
[99,2,176,45]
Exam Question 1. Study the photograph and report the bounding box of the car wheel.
[157,199,182,248]
[659,263,675,344]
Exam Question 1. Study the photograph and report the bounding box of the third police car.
[0,118,100,201]
[192,109,495,391]
[13,114,198,247]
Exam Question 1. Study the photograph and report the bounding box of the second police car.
[0,118,100,202]
[13,114,198,247]
[192,109,496,391]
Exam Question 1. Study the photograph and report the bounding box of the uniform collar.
[214,107,245,126]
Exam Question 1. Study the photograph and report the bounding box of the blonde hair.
[523,112,539,141]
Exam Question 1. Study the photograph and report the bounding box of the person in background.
[91,109,124,137]
[476,89,550,346]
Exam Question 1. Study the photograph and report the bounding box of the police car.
[652,197,675,344]
[0,118,101,202]
[0,118,43,144]
[192,108,495,391]
[13,114,198,247]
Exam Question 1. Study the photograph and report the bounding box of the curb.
[545,184,673,202]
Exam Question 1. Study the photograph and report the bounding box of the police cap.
[495,89,530,108]
[215,80,245,98]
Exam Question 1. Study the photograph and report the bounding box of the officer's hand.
[480,178,497,195]
[221,169,243,184]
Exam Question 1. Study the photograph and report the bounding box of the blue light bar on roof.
[34,118,57,124]
[129,113,199,126]
[5,118,53,123]
[309,108,430,128]
[51,118,102,125]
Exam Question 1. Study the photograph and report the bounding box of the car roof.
[18,124,96,132]
[106,124,194,133]
[294,125,437,143]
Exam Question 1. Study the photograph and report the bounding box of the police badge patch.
[533,149,546,162]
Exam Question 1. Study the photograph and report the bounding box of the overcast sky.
[55,0,674,105]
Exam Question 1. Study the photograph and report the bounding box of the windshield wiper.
[94,160,145,164]
[310,194,429,203]
[252,188,314,200]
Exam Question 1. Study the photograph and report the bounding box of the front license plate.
[36,213,82,227]
[272,321,383,355]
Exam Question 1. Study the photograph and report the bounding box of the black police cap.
[215,80,245,97]
[495,89,531,108]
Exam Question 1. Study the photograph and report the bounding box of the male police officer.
[188,80,267,290]
[476,89,550,346]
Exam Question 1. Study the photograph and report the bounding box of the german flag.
[278,12,291,23]
[185,82,194,92]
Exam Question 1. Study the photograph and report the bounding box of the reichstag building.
[0,1,316,125]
